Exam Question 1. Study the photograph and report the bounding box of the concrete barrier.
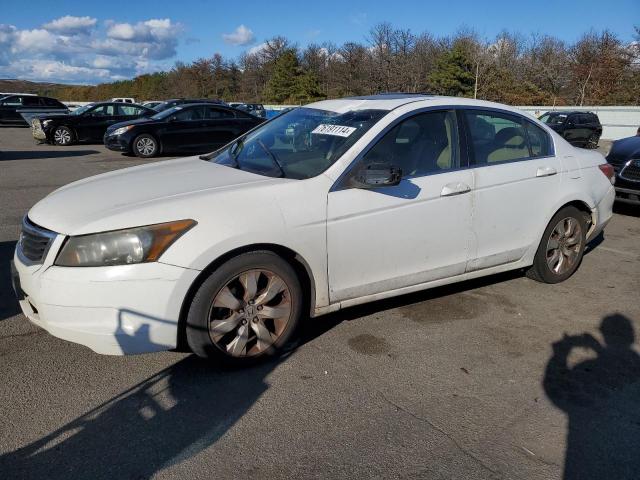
[517,106,640,141]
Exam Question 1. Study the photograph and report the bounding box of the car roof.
[306,94,540,118]
[544,110,597,116]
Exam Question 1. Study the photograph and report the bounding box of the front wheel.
[186,251,303,365]
[133,134,158,158]
[53,126,74,146]
[527,206,587,284]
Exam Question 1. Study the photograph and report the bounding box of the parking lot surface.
[1,128,639,479]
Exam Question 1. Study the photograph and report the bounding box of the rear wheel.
[53,126,74,146]
[133,134,158,158]
[186,251,303,365]
[527,206,587,284]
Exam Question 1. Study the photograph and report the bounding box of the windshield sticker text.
[311,124,357,137]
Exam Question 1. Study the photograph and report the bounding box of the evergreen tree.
[264,50,301,103]
[428,45,475,97]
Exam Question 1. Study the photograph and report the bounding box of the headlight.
[55,219,196,267]
[111,125,134,136]
[42,120,52,127]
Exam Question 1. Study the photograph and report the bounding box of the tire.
[526,206,587,284]
[186,251,303,366]
[133,134,159,158]
[53,126,74,146]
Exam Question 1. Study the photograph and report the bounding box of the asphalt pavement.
[1,128,639,479]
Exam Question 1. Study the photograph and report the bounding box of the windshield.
[71,104,94,115]
[151,105,183,120]
[209,107,387,179]
[540,113,567,125]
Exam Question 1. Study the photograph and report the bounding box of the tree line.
[51,24,640,106]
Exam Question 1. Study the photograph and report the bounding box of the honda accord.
[12,94,615,365]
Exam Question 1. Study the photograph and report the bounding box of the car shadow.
[0,266,524,479]
[0,150,100,161]
[0,240,19,321]
[543,313,640,480]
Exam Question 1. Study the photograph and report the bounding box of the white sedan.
[12,94,616,365]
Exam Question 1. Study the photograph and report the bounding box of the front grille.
[18,217,57,265]
[620,160,640,183]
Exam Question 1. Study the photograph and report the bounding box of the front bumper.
[104,134,130,152]
[13,243,199,355]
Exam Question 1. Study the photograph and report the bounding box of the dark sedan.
[32,102,156,145]
[606,135,640,205]
[104,103,265,158]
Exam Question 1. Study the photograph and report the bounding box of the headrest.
[495,127,525,147]
[395,120,421,144]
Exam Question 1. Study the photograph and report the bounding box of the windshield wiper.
[257,139,286,178]
[199,138,242,166]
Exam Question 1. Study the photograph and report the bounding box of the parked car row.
[26,97,266,157]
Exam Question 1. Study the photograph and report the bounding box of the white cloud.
[3,59,112,83]
[0,16,183,84]
[222,25,255,46]
[43,16,96,35]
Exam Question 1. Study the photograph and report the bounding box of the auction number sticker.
[311,124,357,137]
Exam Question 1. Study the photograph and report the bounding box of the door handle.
[440,182,471,197]
[536,166,557,177]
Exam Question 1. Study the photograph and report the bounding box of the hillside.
[0,79,87,96]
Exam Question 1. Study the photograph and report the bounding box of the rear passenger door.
[464,109,561,272]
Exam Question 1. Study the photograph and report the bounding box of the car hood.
[607,136,640,163]
[28,157,285,235]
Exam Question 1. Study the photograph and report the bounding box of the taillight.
[598,163,615,185]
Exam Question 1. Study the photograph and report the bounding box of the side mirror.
[168,116,178,122]
[350,162,402,188]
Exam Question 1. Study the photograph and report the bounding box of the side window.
[90,105,116,116]
[205,107,235,119]
[465,110,529,164]
[568,114,580,125]
[525,121,551,157]
[119,105,144,116]
[175,107,205,121]
[2,96,21,106]
[361,110,460,177]
[22,96,40,107]
[42,97,63,107]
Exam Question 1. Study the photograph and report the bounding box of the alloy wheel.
[54,128,71,145]
[136,137,156,156]
[208,269,292,357]
[546,217,583,275]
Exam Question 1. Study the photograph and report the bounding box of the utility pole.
[474,61,479,99]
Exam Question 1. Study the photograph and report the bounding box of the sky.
[1,0,638,85]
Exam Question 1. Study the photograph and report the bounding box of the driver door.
[326,109,474,304]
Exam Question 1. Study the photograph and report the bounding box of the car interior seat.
[487,126,528,163]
